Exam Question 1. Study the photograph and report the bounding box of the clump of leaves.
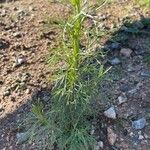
[136,0,150,10]
[143,55,150,62]
[23,1,109,150]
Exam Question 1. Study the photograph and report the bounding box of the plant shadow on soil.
[0,0,17,3]
[93,17,150,149]
[0,17,150,149]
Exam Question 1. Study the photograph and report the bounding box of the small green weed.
[143,55,150,62]
[24,1,109,150]
[136,0,150,10]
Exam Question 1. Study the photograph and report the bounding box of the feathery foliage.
[23,1,109,149]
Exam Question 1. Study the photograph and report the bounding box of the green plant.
[23,1,109,149]
[143,55,150,62]
[136,0,150,10]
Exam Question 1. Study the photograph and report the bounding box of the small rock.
[3,90,10,96]
[104,106,117,119]
[90,125,95,135]
[141,71,150,78]
[144,133,148,139]
[128,88,137,95]
[19,82,27,90]
[13,32,22,38]
[110,42,121,50]
[98,14,109,21]
[109,58,121,65]
[107,127,117,145]
[16,132,28,144]
[118,94,127,104]
[120,48,132,57]
[138,135,144,140]
[17,9,27,18]
[132,117,146,130]
[15,57,26,66]
[129,132,134,137]
[0,10,6,17]
[25,89,30,94]
[29,6,35,11]
[96,141,104,150]
[127,64,135,72]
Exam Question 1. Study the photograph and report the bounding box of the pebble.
[90,125,95,135]
[0,10,6,17]
[128,88,137,95]
[15,57,26,66]
[132,117,146,130]
[3,90,10,96]
[140,71,150,78]
[109,58,121,65]
[104,106,117,119]
[17,9,24,14]
[29,6,35,11]
[110,42,121,50]
[16,132,28,144]
[138,135,144,140]
[25,89,30,94]
[107,127,117,145]
[118,94,127,104]
[127,64,135,72]
[13,32,22,38]
[19,82,26,89]
[96,141,104,150]
[144,133,148,139]
[98,14,108,21]
[120,48,133,57]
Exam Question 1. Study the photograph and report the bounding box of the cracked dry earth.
[0,0,150,150]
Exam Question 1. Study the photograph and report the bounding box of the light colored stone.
[1,10,6,17]
[118,94,127,104]
[132,118,146,130]
[138,135,144,140]
[110,42,121,50]
[15,57,26,66]
[3,90,10,96]
[110,58,121,65]
[16,132,28,144]
[141,71,150,78]
[90,125,95,135]
[13,32,22,38]
[25,89,30,94]
[107,127,117,145]
[104,106,117,119]
[96,141,104,150]
[120,48,132,57]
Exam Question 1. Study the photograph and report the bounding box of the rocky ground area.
[0,0,150,150]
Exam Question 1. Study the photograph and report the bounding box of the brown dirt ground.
[0,0,150,149]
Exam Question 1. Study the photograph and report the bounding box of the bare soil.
[0,0,150,149]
